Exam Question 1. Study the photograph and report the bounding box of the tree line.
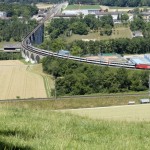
[0,3,38,42]
[0,52,21,60]
[40,37,150,56]
[42,56,149,96]
[0,3,38,17]
[1,0,150,7]
[0,17,37,42]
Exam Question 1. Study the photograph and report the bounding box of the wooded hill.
[42,56,149,96]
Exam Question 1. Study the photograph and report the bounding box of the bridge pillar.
[30,53,35,64]
[30,24,44,45]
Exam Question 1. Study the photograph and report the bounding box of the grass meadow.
[66,26,132,43]
[1,102,150,149]
[65,4,100,10]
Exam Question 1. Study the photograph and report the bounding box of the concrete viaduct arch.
[21,48,44,64]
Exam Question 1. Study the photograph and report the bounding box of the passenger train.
[21,3,150,70]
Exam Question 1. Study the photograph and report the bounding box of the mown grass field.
[66,26,132,43]
[1,102,150,149]
[36,3,53,9]
[0,60,47,100]
[65,4,100,10]
[60,104,150,122]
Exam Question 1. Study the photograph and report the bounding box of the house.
[140,99,150,104]
[62,9,126,22]
[3,43,21,52]
[0,11,7,18]
[95,12,123,20]
[141,12,150,22]
[132,31,143,38]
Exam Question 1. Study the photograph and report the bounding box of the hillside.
[0,103,150,149]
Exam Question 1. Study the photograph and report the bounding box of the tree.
[70,44,82,56]
[121,14,129,23]
[70,22,88,35]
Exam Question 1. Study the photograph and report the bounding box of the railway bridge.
[21,2,68,63]
[21,2,136,69]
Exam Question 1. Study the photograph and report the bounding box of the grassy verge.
[0,94,148,110]
[65,4,100,10]
[0,104,150,149]
[26,63,54,98]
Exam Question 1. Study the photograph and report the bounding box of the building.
[54,14,77,19]
[0,11,7,18]
[95,12,123,21]
[62,9,125,22]
[132,31,143,38]
[3,44,21,52]
[141,12,150,22]
[58,50,70,55]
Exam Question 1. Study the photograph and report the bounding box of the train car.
[135,64,150,69]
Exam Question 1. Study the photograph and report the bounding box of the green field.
[66,26,132,43]
[65,4,100,10]
[1,101,150,149]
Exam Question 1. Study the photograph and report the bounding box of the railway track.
[21,2,139,70]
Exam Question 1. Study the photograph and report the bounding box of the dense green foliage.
[129,14,150,39]
[42,56,149,96]
[130,14,145,31]
[40,37,150,56]
[1,0,150,7]
[0,18,37,42]
[0,3,38,42]
[0,0,61,3]
[0,3,38,17]
[46,15,113,39]
[0,52,21,60]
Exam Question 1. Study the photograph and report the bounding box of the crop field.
[67,27,132,43]
[60,104,150,122]
[65,4,100,10]
[0,60,47,100]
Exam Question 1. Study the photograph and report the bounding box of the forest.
[42,56,149,96]
[0,18,37,42]
[1,0,150,7]
[0,3,38,17]
[0,3,38,42]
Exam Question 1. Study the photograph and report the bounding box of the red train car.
[135,64,150,69]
